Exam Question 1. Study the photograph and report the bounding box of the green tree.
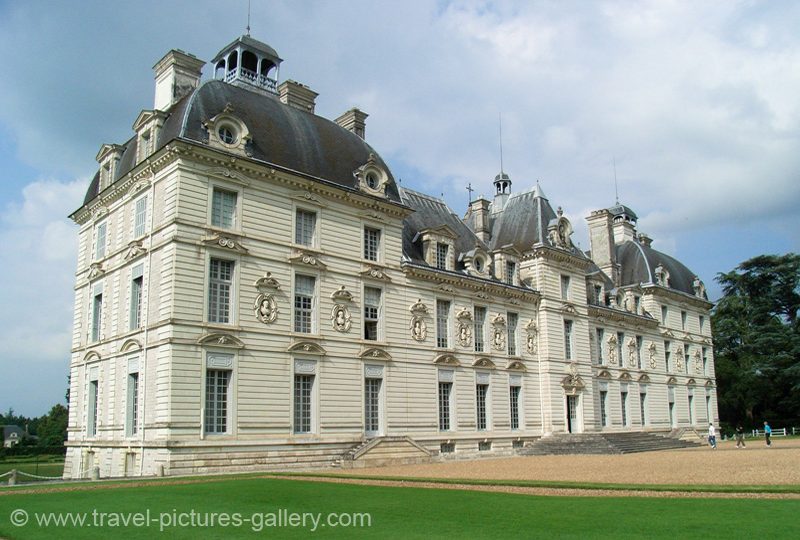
[712,254,800,427]
[36,404,68,447]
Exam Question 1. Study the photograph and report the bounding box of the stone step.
[520,431,703,456]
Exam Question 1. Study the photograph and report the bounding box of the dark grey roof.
[81,79,399,206]
[400,188,487,269]
[211,35,282,64]
[489,187,556,252]
[616,240,701,297]
[2,425,24,441]
[608,203,638,221]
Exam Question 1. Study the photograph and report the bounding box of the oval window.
[475,257,484,272]
[218,126,237,145]
[366,173,378,189]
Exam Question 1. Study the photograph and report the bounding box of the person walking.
[764,421,772,447]
[735,424,746,448]
[708,423,717,449]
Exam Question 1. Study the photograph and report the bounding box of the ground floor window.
[87,379,98,437]
[620,391,628,427]
[599,390,608,427]
[364,377,381,435]
[294,374,314,434]
[438,381,452,431]
[205,369,230,434]
[639,392,648,425]
[126,372,139,436]
[476,384,489,431]
[509,385,521,430]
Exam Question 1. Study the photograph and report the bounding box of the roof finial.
[466,182,474,202]
[246,0,252,36]
[613,156,619,205]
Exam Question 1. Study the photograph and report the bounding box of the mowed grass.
[0,458,64,482]
[0,477,799,539]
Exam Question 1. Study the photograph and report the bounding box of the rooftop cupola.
[608,203,638,244]
[491,171,512,214]
[212,35,282,95]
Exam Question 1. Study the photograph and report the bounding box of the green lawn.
[0,477,798,539]
[0,457,64,482]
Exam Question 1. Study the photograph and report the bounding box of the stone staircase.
[520,431,702,456]
[334,436,434,469]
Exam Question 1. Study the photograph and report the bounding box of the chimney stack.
[335,108,368,139]
[153,50,205,111]
[278,80,318,114]
[466,197,491,243]
[586,209,618,285]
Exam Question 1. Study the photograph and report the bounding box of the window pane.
[92,293,103,342]
[130,276,143,330]
[134,196,147,237]
[127,372,139,436]
[438,381,452,431]
[505,261,515,285]
[208,259,234,323]
[295,209,316,246]
[294,374,314,433]
[95,222,107,259]
[205,369,230,434]
[474,306,486,352]
[436,300,450,348]
[364,227,380,261]
[436,243,448,270]
[510,385,520,430]
[507,312,518,356]
[294,275,315,333]
[364,378,381,432]
[364,287,381,341]
[564,320,573,359]
[476,384,488,430]
[211,188,237,228]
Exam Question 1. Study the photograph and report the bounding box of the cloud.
[0,178,84,415]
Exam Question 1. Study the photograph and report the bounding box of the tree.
[36,404,68,447]
[712,254,800,427]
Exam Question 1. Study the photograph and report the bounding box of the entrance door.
[566,395,579,433]
[365,378,381,438]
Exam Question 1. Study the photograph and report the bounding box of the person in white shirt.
[708,423,717,449]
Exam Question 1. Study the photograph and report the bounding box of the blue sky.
[1,0,799,416]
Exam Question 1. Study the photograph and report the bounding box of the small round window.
[366,173,378,189]
[475,257,484,272]
[218,126,237,145]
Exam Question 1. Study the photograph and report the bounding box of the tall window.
[364,377,381,433]
[599,390,608,427]
[636,336,643,369]
[436,300,450,348]
[564,320,573,359]
[476,383,488,430]
[294,209,316,246]
[208,259,234,323]
[435,243,449,270]
[507,312,518,356]
[211,188,237,229]
[634,296,641,314]
[560,275,570,300]
[294,275,316,333]
[664,340,672,372]
[509,384,521,430]
[204,369,230,434]
[91,287,103,342]
[126,372,139,436]
[505,261,516,285]
[593,285,603,305]
[699,315,705,333]
[438,381,452,431]
[363,287,381,340]
[130,264,144,331]
[661,305,668,324]
[94,221,107,260]
[363,227,380,261]
[293,374,314,433]
[702,347,708,375]
[621,391,629,426]
[138,130,151,161]
[133,196,147,237]
[688,394,695,424]
[87,379,99,437]
[639,391,648,425]
[474,306,486,352]
[596,328,605,365]
[683,344,690,374]
[681,310,687,330]
[617,332,625,363]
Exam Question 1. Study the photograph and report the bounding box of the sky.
[1,0,798,417]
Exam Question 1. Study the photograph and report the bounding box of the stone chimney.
[278,80,318,114]
[335,108,368,139]
[586,209,617,284]
[612,218,637,244]
[153,50,205,111]
[466,197,491,243]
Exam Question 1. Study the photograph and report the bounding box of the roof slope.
[616,241,701,297]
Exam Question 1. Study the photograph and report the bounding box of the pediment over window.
[596,369,612,379]
[506,360,527,371]
[433,353,460,366]
[704,380,715,388]
[288,341,327,356]
[205,166,252,187]
[120,339,143,353]
[561,373,585,395]
[198,333,244,349]
[290,189,327,208]
[687,378,697,386]
[666,376,678,385]
[289,250,327,269]
[561,302,578,314]
[359,347,391,361]
[360,266,391,281]
[619,371,632,381]
[82,351,102,364]
[126,179,151,198]
[638,374,651,383]
[472,357,496,369]
[201,233,248,254]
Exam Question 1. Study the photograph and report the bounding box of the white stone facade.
[64,36,716,479]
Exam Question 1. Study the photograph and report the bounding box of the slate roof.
[400,188,488,270]
[489,186,555,252]
[81,79,399,206]
[616,240,702,297]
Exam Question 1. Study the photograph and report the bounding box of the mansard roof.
[489,187,556,252]
[81,79,399,205]
[400,188,487,269]
[616,240,702,297]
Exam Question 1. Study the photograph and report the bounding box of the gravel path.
[333,438,800,487]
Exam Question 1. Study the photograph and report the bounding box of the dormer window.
[366,172,378,190]
[205,109,251,156]
[354,154,390,198]
[505,261,516,285]
[436,243,449,270]
[218,126,236,145]
[474,257,484,273]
